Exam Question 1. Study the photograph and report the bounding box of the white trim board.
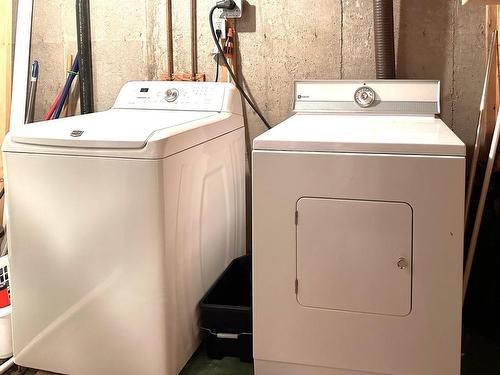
[10,0,33,130]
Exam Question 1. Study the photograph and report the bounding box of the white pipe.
[0,357,14,374]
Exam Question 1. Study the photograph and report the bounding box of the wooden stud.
[227,19,238,79]
[0,0,13,225]
[0,1,12,133]
[220,33,229,83]
[219,19,237,83]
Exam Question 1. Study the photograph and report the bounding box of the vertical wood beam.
[0,0,13,225]
[0,0,13,178]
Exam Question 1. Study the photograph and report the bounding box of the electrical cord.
[209,3,272,130]
[215,31,221,83]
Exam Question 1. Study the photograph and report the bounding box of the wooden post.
[220,19,237,83]
[0,2,12,134]
[228,19,237,78]
[0,0,13,224]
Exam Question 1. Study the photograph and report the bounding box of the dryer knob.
[354,86,376,108]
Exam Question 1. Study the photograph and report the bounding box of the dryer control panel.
[293,80,440,115]
[113,81,230,112]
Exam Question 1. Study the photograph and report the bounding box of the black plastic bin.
[199,255,252,362]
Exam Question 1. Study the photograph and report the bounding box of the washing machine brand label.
[70,130,84,137]
[297,94,309,99]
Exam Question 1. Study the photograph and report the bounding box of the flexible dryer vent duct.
[373,0,396,79]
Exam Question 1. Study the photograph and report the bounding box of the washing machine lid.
[253,114,466,156]
[10,109,217,149]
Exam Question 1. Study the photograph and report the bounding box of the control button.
[354,86,376,108]
[165,88,179,102]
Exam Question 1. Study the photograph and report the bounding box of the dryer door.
[296,197,412,316]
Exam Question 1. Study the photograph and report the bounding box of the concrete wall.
[29,0,485,148]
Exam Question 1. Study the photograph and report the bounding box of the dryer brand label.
[70,130,84,137]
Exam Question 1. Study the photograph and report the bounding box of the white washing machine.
[252,80,465,375]
[2,81,246,375]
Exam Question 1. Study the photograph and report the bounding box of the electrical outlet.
[222,0,242,18]
[212,8,226,39]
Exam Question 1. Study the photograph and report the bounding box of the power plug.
[221,0,242,18]
[212,8,226,39]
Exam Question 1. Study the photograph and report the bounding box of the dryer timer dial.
[354,86,376,108]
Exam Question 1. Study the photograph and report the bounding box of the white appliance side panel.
[162,127,246,372]
[252,151,464,375]
[5,154,169,375]
[296,198,412,316]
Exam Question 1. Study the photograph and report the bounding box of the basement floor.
[3,330,499,375]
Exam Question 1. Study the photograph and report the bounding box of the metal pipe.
[76,0,94,114]
[191,0,197,81]
[373,0,396,79]
[166,0,174,80]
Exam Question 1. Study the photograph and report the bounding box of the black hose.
[373,0,396,79]
[215,32,221,83]
[76,0,94,114]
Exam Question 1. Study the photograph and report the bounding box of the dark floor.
[3,331,499,374]
[180,345,253,375]
[461,331,500,375]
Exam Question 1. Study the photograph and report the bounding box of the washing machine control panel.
[113,81,227,112]
[164,88,179,102]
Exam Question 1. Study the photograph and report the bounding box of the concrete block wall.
[29,0,485,148]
